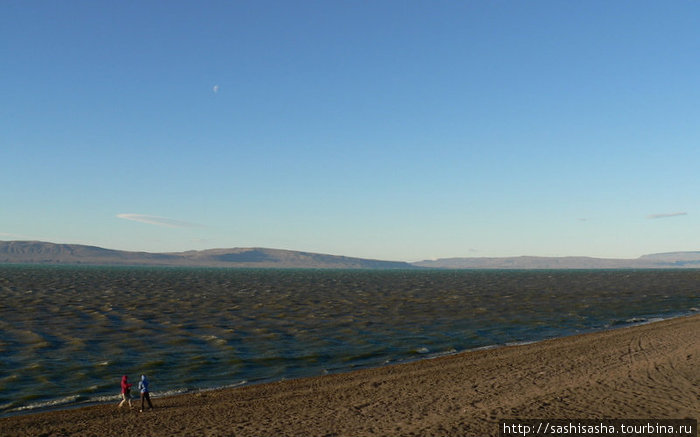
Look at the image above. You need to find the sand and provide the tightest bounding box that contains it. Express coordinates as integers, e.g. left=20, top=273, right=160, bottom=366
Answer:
left=2, top=314, right=698, bottom=437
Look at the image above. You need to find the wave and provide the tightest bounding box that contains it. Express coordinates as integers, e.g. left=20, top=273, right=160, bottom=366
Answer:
left=5, top=394, right=88, bottom=414
left=607, top=311, right=691, bottom=329
left=1, top=379, right=252, bottom=417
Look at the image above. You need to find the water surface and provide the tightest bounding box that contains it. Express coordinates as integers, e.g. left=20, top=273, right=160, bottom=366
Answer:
left=0, top=266, right=697, bottom=417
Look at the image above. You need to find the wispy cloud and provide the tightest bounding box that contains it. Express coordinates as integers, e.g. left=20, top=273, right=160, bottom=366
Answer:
left=647, top=212, right=688, bottom=220
left=0, top=232, right=30, bottom=239
left=117, top=214, right=203, bottom=228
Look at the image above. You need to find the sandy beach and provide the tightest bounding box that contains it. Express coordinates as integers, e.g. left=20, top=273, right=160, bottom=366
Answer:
left=2, top=314, right=698, bottom=436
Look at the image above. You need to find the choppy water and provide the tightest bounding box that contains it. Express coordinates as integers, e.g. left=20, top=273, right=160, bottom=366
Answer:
left=0, top=266, right=698, bottom=417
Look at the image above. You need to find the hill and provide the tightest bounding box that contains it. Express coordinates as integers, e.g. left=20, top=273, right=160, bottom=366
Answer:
left=413, top=253, right=700, bottom=269
left=0, top=241, right=415, bottom=269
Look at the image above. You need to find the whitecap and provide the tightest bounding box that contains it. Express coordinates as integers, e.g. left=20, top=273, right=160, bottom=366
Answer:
left=505, top=340, right=539, bottom=347
left=8, top=395, right=82, bottom=413
left=220, top=380, right=247, bottom=389
left=625, top=317, right=648, bottom=324
left=201, top=334, right=228, bottom=347
left=470, top=344, right=499, bottom=352
left=89, top=393, right=123, bottom=403
left=148, top=388, right=189, bottom=399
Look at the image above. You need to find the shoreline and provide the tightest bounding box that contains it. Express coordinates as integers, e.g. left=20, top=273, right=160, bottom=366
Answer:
left=2, top=313, right=698, bottom=436
left=4, top=310, right=693, bottom=419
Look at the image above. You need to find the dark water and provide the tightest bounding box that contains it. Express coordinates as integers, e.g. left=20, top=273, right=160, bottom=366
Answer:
left=0, top=266, right=698, bottom=417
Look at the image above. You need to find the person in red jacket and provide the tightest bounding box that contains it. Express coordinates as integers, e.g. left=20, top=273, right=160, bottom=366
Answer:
left=118, top=375, right=133, bottom=409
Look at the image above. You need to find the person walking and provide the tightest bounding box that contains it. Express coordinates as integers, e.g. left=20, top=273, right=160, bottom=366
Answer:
left=138, top=374, right=154, bottom=412
left=118, top=375, right=133, bottom=409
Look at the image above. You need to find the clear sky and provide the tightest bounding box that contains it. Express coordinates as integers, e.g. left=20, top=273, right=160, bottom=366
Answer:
left=2, top=1, right=698, bottom=262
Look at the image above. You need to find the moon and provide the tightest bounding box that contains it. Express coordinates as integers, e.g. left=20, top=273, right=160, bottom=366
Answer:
left=212, top=85, right=219, bottom=94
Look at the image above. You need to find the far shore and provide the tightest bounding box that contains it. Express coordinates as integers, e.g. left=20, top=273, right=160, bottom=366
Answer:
left=2, top=314, right=698, bottom=436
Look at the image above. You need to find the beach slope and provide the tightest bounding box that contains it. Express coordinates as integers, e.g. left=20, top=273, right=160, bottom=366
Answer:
left=2, top=315, right=698, bottom=436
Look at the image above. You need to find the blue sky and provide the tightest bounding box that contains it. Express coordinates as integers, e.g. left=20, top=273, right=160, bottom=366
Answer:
left=2, top=1, right=698, bottom=261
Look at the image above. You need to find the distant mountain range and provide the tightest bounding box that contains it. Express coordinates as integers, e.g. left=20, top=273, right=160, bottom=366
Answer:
left=413, top=253, right=700, bottom=269
left=1, top=241, right=699, bottom=269
left=0, top=241, right=414, bottom=269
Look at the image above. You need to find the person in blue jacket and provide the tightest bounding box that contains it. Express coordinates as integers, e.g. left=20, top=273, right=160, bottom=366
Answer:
left=138, top=374, right=154, bottom=412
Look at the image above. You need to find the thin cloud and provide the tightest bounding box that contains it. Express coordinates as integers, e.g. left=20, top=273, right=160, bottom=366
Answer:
left=212, top=84, right=219, bottom=94
left=0, top=232, right=29, bottom=239
left=647, top=212, right=688, bottom=220
left=117, top=213, right=203, bottom=228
